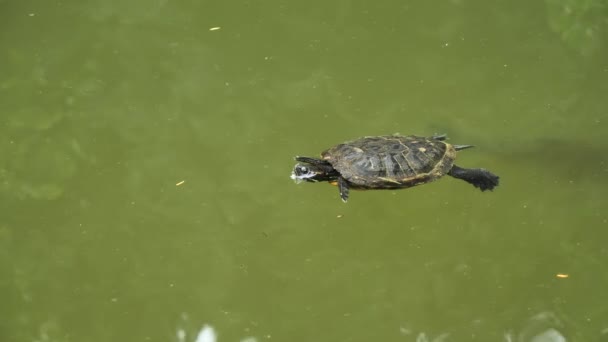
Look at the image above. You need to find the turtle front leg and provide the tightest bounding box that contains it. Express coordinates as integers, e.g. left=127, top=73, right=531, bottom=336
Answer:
left=338, top=176, right=350, bottom=202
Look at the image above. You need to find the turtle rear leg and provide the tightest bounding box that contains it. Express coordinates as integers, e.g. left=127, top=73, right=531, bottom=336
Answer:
left=448, top=165, right=499, bottom=191
left=338, top=176, right=350, bottom=202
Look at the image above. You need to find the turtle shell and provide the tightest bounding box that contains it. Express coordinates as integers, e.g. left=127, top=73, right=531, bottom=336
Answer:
left=321, top=135, right=456, bottom=189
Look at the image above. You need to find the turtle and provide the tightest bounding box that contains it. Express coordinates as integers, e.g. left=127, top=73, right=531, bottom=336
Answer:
left=290, top=134, right=499, bottom=202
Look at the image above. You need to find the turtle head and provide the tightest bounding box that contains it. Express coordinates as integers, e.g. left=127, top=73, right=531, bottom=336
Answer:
left=290, top=157, right=339, bottom=184
left=291, top=163, right=326, bottom=183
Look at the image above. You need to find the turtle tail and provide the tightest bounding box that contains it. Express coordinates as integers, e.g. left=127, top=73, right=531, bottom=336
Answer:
left=454, top=144, right=474, bottom=151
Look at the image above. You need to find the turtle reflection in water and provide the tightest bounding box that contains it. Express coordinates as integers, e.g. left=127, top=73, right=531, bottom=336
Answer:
left=291, top=134, right=499, bottom=202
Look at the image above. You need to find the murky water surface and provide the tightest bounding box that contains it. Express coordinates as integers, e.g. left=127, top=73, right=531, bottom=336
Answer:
left=2, top=1, right=607, bottom=341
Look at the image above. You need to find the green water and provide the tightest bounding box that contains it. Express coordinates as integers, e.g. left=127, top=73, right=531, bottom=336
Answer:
left=2, top=0, right=608, bottom=341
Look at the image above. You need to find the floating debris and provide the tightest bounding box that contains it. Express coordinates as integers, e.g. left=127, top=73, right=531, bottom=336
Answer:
left=209, top=27, right=221, bottom=31
left=176, top=180, right=185, bottom=186
left=556, top=273, right=569, bottom=278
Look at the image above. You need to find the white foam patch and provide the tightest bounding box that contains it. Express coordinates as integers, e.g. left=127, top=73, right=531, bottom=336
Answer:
left=195, top=325, right=217, bottom=342
left=176, top=328, right=187, bottom=342
left=290, top=171, right=299, bottom=181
